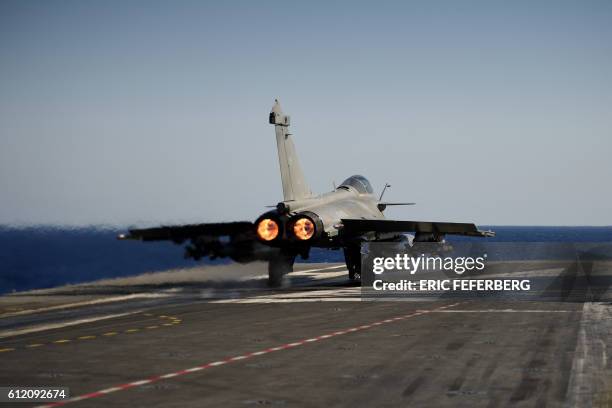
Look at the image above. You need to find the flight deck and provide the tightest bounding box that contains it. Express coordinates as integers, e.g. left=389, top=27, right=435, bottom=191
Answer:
left=0, top=262, right=610, bottom=407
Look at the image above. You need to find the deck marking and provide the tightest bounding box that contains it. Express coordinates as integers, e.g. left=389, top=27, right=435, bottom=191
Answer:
left=427, top=309, right=574, bottom=313
left=0, top=314, right=181, bottom=353
left=211, top=287, right=360, bottom=304
left=251, top=264, right=347, bottom=280
left=34, top=302, right=460, bottom=408
left=0, top=294, right=170, bottom=319
left=566, top=302, right=611, bottom=407
left=292, top=264, right=347, bottom=274
left=0, top=311, right=144, bottom=339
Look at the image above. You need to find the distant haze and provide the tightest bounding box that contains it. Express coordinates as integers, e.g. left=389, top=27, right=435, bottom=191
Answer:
left=1, top=1, right=611, bottom=226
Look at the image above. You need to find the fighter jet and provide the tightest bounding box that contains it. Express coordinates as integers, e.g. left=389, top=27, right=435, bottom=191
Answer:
left=118, top=100, right=494, bottom=286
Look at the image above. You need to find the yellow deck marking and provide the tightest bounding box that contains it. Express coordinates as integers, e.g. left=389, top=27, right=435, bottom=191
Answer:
left=1, top=312, right=182, bottom=352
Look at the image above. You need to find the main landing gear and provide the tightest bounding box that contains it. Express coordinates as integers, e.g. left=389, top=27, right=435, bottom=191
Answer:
left=343, top=246, right=361, bottom=282
left=267, top=251, right=296, bottom=287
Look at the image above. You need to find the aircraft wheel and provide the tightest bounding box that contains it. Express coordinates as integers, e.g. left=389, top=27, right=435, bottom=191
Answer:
left=268, top=252, right=295, bottom=287
left=344, top=247, right=361, bottom=282
left=348, top=264, right=361, bottom=282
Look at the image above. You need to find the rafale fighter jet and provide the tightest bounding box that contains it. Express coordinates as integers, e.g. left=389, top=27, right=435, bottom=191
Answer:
left=118, top=100, right=494, bottom=286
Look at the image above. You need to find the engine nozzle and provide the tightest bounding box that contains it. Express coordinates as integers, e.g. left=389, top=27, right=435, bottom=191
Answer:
left=293, top=217, right=315, bottom=240
left=256, top=218, right=280, bottom=241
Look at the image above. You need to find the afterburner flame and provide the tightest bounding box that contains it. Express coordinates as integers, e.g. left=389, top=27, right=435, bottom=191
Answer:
left=256, top=218, right=279, bottom=241
left=293, top=217, right=315, bottom=240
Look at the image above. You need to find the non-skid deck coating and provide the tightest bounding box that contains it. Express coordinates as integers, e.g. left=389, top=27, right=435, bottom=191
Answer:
left=0, top=262, right=610, bottom=407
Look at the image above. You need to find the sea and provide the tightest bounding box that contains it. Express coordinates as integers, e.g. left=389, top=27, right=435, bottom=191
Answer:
left=1, top=226, right=611, bottom=295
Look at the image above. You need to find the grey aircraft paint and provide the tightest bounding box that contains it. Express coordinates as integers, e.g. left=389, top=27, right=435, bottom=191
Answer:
left=119, top=101, right=493, bottom=286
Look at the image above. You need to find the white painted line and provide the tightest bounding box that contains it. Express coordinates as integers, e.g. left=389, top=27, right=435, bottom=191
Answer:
left=294, top=264, right=347, bottom=274
left=250, top=264, right=346, bottom=280
left=0, top=294, right=169, bottom=319
left=0, top=310, right=144, bottom=339
left=211, top=287, right=361, bottom=304
left=98, top=388, right=121, bottom=394
left=212, top=297, right=361, bottom=304
left=34, top=302, right=459, bottom=408
left=428, top=309, right=575, bottom=313
left=159, top=373, right=179, bottom=379
left=566, top=302, right=611, bottom=407
left=130, top=380, right=151, bottom=386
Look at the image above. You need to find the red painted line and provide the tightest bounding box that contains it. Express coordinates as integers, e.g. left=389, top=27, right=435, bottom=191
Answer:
left=35, top=302, right=460, bottom=408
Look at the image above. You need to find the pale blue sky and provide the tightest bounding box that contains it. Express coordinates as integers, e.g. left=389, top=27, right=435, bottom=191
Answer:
left=1, top=1, right=611, bottom=226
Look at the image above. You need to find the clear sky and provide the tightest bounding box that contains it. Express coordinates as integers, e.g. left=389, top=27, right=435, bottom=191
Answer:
left=1, top=1, right=611, bottom=226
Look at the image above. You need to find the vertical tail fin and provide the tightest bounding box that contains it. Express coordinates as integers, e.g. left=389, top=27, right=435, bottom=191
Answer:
left=269, top=100, right=311, bottom=201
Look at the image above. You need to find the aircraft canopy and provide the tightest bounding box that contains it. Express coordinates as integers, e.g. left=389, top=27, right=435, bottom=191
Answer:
left=339, top=175, right=374, bottom=194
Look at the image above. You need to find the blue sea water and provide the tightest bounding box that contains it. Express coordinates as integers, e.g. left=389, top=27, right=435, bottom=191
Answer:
left=0, top=226, right=611, bottom=294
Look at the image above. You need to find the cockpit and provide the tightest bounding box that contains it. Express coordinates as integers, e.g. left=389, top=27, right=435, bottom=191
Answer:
left=338, top=175, right=374, bottom=194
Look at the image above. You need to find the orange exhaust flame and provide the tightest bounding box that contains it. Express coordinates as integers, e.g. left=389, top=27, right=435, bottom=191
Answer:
left=293, top=217, right=315, bottom=240
left=256, top=218, right=279, bottom=241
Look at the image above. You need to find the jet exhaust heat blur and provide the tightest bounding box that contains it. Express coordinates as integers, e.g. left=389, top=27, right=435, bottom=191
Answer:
left=118, top=100, right=494, bottom=287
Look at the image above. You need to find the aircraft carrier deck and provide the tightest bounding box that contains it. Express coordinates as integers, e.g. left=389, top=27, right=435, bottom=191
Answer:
left=0, top=262, right=611, bottom=407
